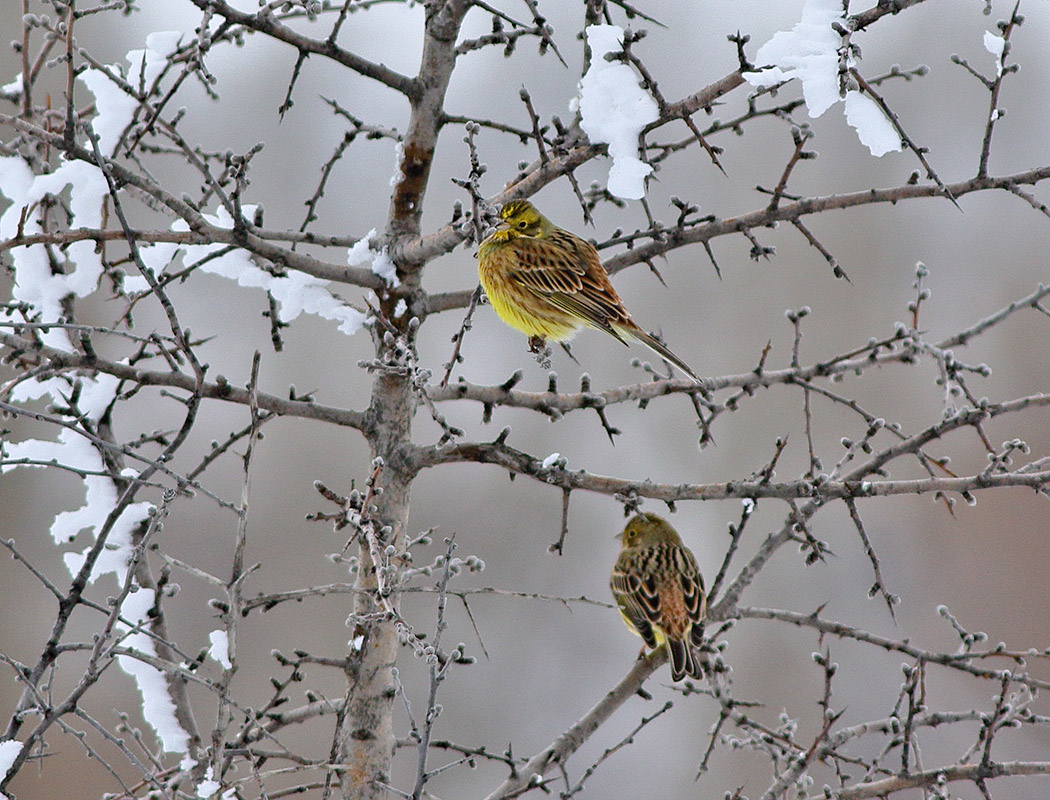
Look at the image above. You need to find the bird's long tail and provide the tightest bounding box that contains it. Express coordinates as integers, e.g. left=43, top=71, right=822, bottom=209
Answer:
left=668, top=639, right=704, bottom=681
left=618, top=324, right=705, bottom=386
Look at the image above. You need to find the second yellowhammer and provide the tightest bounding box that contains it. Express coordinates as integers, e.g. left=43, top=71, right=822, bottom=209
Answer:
left=610, top=512, right=707, bottom=681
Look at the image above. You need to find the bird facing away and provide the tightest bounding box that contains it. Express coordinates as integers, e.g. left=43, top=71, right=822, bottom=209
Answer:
left=476, top=199, right=704, bottom=384
left=610, top=512, right=707, bottom=681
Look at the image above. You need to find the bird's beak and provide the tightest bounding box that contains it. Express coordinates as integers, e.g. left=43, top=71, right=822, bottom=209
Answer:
left=614, top=532, right=622, bottom=541
left=494, top=219, right=510, bottom=232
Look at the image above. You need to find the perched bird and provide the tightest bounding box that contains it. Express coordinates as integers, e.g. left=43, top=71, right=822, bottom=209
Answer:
left=610, top=512, right=707, bottom=681
left=477, top=199, right=704, bottom=384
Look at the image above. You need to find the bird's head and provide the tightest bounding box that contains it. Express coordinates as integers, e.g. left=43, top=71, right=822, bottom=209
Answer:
left=496, top=199, right=551, bottom=238
left=616, top=512, right=683, bottom=549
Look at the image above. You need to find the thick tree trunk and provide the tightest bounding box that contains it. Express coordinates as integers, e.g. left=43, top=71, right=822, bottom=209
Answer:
left=337, top=371, right=415, bottom=799
left=333, top=5, right=469, bottom=796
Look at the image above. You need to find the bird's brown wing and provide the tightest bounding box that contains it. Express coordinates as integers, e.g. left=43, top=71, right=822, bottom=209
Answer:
left=675, top=546, right=708, bottom=647
left=610, top=559, right=661, bottom=649
left=508, top=229, right=632, bottom=339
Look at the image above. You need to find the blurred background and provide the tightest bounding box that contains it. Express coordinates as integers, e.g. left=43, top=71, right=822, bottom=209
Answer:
left=2, top=1, right=1050, bottom=797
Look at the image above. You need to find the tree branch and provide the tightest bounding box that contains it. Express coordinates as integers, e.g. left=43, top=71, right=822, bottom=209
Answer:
left=0, top=330, right=368, bottom=430
left=186, top=0, right=419, bottom=98
left=483, top=649, right=665, bottom=800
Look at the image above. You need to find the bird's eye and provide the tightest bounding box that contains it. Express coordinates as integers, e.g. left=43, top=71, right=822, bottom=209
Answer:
left=517, top=221, right=528, bottom=229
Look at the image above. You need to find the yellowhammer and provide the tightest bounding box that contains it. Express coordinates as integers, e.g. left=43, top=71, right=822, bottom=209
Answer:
left=477, top=199, right=704, bottom=384
left=610, top=512, right=707, bottom=681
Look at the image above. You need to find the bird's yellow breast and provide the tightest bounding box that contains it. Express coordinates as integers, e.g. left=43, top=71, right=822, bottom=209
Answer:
left=477, top=237, right=581, bottom=341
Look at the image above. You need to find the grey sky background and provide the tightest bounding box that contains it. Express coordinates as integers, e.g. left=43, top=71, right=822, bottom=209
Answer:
left=2, top=1, right=1050, bottom=797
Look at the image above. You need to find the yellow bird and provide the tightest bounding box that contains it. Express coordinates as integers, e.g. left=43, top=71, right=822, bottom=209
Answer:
left=610, top=512, right=707, bottom=681
left=477, top=199, right=704, bottom=384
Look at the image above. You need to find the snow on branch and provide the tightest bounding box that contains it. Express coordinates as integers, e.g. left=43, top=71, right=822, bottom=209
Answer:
left=575, top=24, right=659, bottom=199
left=744, top=0, right=902, bottom=156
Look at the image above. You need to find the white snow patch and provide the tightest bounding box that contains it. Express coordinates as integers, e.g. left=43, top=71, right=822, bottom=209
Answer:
left=128, top=32, right=185, bottom=86
left=123, top=241, right=180, bottom=294
left=196, top=766, right=221, bottom=798
left=8, top=376, right=65, bottom=405
left=389, top=141, right=405, bottom=187
left=121, top=274, right=151, bottom=293
left=117, top=588, right=192, bottom=754
left=61, top=493, right=152, bottom=582
left=370, top=248, right=399, bottom=286
left=347, top=229, right=378, bottom=266
left=0, top=72, right=23, bottom=100
left=347, top=228, right=400, bottom=288
left=577, top=25, right=659, bottom=200
left=984, top=31, right=1005, bottom=76
left=394, top=298, right=408, bottom=318
left=745, top=0, right=842, bottom=118
left=78, top=68, right=137, bottom=156
left=0, top=157, right=111, bottom=350
left=208, top=630, right=232, bottom=670
left=168, top=206, right=369, bottom=336
left=79, top=371, right=122, bottom=419
left=2, top=374, right=154, bottom=582
left=0, top=739, right=22, bottom=784
left=843, top=91, right=901, bottom=156
left=541, top=452, right=562, bottom=470
left=78, top=32, right=183, bottom=156
left=744, top=0, right=900, bottom=156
